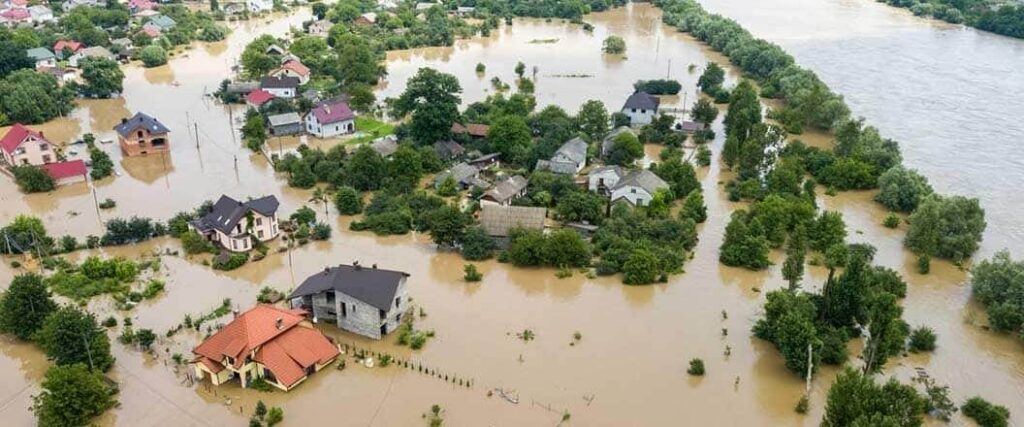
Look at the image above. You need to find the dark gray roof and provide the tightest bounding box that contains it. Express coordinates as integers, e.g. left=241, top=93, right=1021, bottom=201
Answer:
left=289, top=264, right=409, bottom=310
left=193, top=195, right=279, bottom=235
left=260, top=75, right=300, bottom=89
left=113, top=112, right=169, bottom=137
left=434, top=139, right=464, bottom=159
left=434, top=162, right=478, bottom=186
left=370, top=135, right=398, bottom=157
left=467, top=152, right=500, bottom=166
left=535, top=159, right=578, bottom=175
left=622, top=91, right=659, bottom=111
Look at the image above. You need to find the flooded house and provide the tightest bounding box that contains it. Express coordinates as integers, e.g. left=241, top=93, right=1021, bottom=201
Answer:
left=433, top=139, right=465, bottom=161
left=269, top=59, right=310, bottom=85
left=68, top=46, right=115, bottom=67
left=589, top=168, right=668, bottom=207
left=191, top=195, right=281, bottom=252
left=536, top=137, right=587, bottom=175
left=434, top=162, right=484, bottom=190
left=1, top=123, right=57, bottom=166
left=480, top=175, right=528, bottom=206
left=478, top=204, right=547, bottom=245
left=288, top=263, right=411, bottom=339
left=245, top=89, right=274, bottom=108
left=308, top=19, right=332, bottom=37
left=41, top=160, right=87, bottom=186
left=52, top=39, right=81, bottom=59
left=467, top=152, right=500, bottom=169
left=305, top=99, right=355, bottom=138
left=247, top=0, right=272, bottom=13
left=621, top=91, right=660, bottom=126
left=451, top=122, right=489, bottom=139
left=370, top=135, right=399, bottom=158
left=113, top=112, right=170, bottom=156
left=192, top=305, right=339, bottom=392
left=267, top=112, right=302, bottom=136
left=260, top=75, right=299, bottom=98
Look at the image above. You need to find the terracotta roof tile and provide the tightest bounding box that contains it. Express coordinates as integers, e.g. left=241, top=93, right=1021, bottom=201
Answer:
left=1, top=123, right=48, bottom=154
left=42, top=160, right=87, bottom=180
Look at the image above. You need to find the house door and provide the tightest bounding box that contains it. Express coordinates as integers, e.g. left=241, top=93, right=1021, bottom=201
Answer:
left=380, top=324, right=387, bottom=336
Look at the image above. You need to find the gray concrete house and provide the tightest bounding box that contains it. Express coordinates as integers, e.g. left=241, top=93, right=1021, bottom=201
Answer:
left=434, top=162, right=484, bottom=190
left=609, top=169, right=669, bottom=207
left=536, top=137, right=587, bottom=175
left=288, top=263, right=411, bottom=339
left=621, top=91, right=659, bottom=126
left=267, top=112, right=302, bottom=136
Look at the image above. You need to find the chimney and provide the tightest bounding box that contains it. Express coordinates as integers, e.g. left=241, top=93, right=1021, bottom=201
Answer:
left=354, top=261, right=361, bottom=270
left=120, top=117, right=128, bottom=124
left=372, top=263, right=377, bottom=269
left=232, top=309, right=239, bottom=319
left=323, top=267, right=330, bottom=275
left=275, top=318, right=283, bottom=330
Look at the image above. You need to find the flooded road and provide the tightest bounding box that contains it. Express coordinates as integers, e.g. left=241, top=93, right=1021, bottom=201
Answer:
left=0, top=3, right=1022, bottom=426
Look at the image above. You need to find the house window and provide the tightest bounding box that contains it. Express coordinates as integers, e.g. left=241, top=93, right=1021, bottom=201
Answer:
left=631, top=188, right=637, bottom=193
left=231, top=240, right=237, bottom=250
left=326, top=292, right=335, bottom=304
left=40, top=143, right=49, bottom=151
left=257, top=230, right=264, bottom=239
left=379, top=309, right=385, bottom=319
left=394, top=297, right=400, bottom=309
left=42, top=155, right=51, bottom=163
left=631, top=108, right=636, bottom=113
left=255, top=217, right=262, bottom=226
left=341, top=303, right=347, bottom=317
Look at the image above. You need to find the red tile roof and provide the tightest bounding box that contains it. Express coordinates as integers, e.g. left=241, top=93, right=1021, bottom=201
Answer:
left=53, top=40, right=82, bottom=54
left=310, top=100, right=354, bottom=125
left=0, top=123, right=48, bottom=154
left=193, top=305, right=337, bottom=388
left=141, top=26, right=161, bottom=37
left=245, top=89, right=274, bottom=107
left=278, top=59, right=310, bottom=77
left=42, top=160, right=87, bottom=180
left=128, top=0, right=155, bottom=10
left=1, top=8, right=30, bottom=20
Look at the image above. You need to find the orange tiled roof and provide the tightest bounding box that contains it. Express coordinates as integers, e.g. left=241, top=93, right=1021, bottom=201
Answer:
left=192, top=305, right=337, bottom=388
left=278, top=60, right=310, bottom=77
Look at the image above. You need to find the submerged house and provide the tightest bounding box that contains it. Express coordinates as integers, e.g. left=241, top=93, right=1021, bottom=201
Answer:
left=192, top=305, right=339, bottom=392
left=260, top=75, right=299, bottom=98
left=191, top=195, right=281, bottom=252
left=113, top=112, right=170, bottom=156
left=536, top=137, right=587, bottom=175
left=1, top=123, right=57, bottom=166
left=621, top=91, right=660, bottom=126
left=433, top=139, right=464, bottom=161
left=370, top=135, right=398, bottom=158
left=434, top=162, right=483, bottom=190
left=288, top=263, right=411, bottom=340
left=480, top=175, right=527, bottom=206
left=478, top=205, right=546, bottom=246
left=267, top=112, right=302, bottom=136
left=607, top=169, right=669, bottom=207
left=269, top=59, right=310, bottom=85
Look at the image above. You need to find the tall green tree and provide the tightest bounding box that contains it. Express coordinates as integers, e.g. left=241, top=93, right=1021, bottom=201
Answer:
left=32, top=364, right=117, bottom=427
left=690, top=97, right=718, bottom=126
left=344, top=145, right=387, bottom=191
left=722, top=79, right=762, bottom=167
left=35, top=306, right=115, bottom=372
left=697, top=62, right=724, bottom=93
left=576, top=99, right=609, bottom=141
left=79, top=58, right=124, bottom=98
left=679, top=190, right=707, bottom=223
left=719, top=210, right=770, bottom=270
left=822, top=367, right=926, bottom=427
left=392, top=68, right=461, bottom=145
left=904, top=194, right=986, bottom=262
left=874, top=166, right=933, bottom=213
left=0, top=43, right=33, bottom=78
left=0, top=274, right=57, bottom=340
left=0, top=69, right=75, bottom=124
left=782, top=225, right=807, bottom=291
left=486, top=115, right=532, bottom=166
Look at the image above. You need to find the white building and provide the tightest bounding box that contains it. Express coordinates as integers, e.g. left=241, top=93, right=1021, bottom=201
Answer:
left=259, top=75, right=299, bottom=98
left=621, top=91, right=660, bottom=127
left=608, top=169, right=669, bottom=207
left=305, top=100, right=355, bottom=138
left=191, top=195, right=281, bottom=252
left=0, top=123, right=56, bottom=166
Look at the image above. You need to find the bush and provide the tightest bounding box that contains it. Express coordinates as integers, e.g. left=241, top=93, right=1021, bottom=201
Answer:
left=139, top=45, right=168, bottom=67
left=32, top=364, right=117, bottom=427
left=687, top=358, right=705, bottom=376
left=962, top=397, right=1010, bottom=427
left=971, top=251, right=1024, bottom=335
left=459, top=226, right=496, bottom=260
left=311, top=222, right=331, bottom=240
left=180, top=230, right=216, bottom=254
left=11, top=165, right=55, bottom=193
left=907, top=326, right=936, bottom=353
left=334, top=186, right=363, bottom=215
left=905, top=194, right=986, bottom=262
left=875, top=166, right=933, bottom=212
left=633, top=79, right=682, bottom=95
left=463, top=264, right=482, bottom=282
left=213, top=252, right=249, bottom=271
left=883, top=213, right=900, bottom=229
left=102, top=316, right=117, bottom=327
left=98, top=198, right=116, bottom=209
left=917, top=254, right=930, bottom=274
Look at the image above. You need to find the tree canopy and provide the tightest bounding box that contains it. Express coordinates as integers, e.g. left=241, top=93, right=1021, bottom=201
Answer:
left=392, top=68, right=462, bottom=144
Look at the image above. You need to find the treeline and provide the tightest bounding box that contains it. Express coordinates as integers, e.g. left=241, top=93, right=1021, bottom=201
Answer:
left=880, top=0, right=1024, bottom=39
left=663, top=0, right=986, bottom=264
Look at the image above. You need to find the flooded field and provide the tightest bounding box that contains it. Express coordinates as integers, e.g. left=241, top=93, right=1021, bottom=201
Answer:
left=0, top=2, right=1022, bottom=426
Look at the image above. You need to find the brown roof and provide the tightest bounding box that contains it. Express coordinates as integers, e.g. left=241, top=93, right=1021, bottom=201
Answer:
left=193, top=305, right=338, bottom=387
left=478, top=205, right=546, bottom=237
left=451, top=122, right=489, bottom=137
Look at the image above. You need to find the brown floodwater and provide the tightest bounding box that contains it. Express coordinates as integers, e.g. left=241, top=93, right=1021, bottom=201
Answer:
left=1, top=3, right=1022, bottom=426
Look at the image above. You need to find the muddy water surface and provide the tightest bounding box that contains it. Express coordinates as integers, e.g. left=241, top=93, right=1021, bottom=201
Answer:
left=0, top=3, right=1022, bottom=426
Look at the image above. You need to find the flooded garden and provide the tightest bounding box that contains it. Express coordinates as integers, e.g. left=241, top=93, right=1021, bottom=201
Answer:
left=1, top=1, right=1022, bottom=426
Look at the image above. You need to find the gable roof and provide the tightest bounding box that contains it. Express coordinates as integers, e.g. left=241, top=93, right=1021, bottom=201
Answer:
left=289, top=264, right=409, bottom=310
left=26, top=48, right=55, bottom=61
left=434, top=162, right=477, bottom=186
left=193, top=195, right=280, bottom=235
left=113, top=112, right=169, bottom=137
left=148, top=14, right=176, bottom=29
left=265, top=44, right=286, bottom=55
left=276, top=59, right=310, bottom=77
left=553, top=137, right=587, bottom=165
left=1, top=8, right=30, bottom=20
left=309, top=100, right=354, bottom=124
left=42, top=160, right=87, bottom=180
left=245, top=89, right=274, bottom=106
left=267, top=112, right=301, bottom=127
left=75, top=46, right=115, bottom=60
left=479, top=205, right=546, bottom=237
left=451, top=122, right=489, bottom=137
left=433, top=139, right=464, bottom=159
left=623, top=91, right=660, bottom=111
left=53, top=40, right=82, bottom=53
left=261, top=75, right=300, bottom=89
left=612, top=169, right=669, bottom=194
left=193, top=305, right=337, bottom=388
left=0, top=123, right=48, bottom=154
left=534, top=159, right=578, bottom=175
left=482, top=175, right=527, bottom=204
left=140, top=26, right=161, bottom=37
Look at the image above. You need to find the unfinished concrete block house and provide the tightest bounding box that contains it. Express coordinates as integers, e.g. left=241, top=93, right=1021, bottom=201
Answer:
left=288, top=263, right=410, bottom=339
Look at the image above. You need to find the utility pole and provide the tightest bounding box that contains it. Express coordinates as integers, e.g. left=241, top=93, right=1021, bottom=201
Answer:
left=193, top=123, right=200, bottom=150
left=667, top=59, right=672, bottom=79
left=227, top=106, right=237, bottom=146
left=91, top=186, right=101, bottom=222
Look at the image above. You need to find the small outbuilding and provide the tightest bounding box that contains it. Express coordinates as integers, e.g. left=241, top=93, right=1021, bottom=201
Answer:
left=480, top=175, right=528, bottom=206
left=267, top=112, right=303, bottom=136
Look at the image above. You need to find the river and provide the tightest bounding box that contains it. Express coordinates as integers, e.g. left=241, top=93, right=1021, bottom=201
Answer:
left=0, top=2, right=1021, bottom=426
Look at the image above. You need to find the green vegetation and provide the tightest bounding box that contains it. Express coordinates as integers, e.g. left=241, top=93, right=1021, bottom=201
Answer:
left=876, top=166, right=933, bottom=213
left=36, top=306, right=115, bottom=372
left=45, top=256, right=140, bottom=301
left=507, top=229, right=591, bottom=268
left=11, top=165, right=55, bottom=193
left=139, top=45, right=168, bottom=68
left=213, top=252, right=249, bottom=271
left=593, top=206, right=698, bottom=284
left=633, top=79, right=681, bottom=95
left=907, top=326, right=937, bottom=353
left=686, top=358, right=705, bottom=376
left=0, top=69, right=75, bottom=125
left=391, top=68, right=462, bottom=145
left=32, top=363, right=117, bottom=427
left=397, top=321, right=433, bottom=350
left=79, top=57, right=124, bottom=98
left=463, top=264, right=483, bottom=282
left=602, top=35, right=626, bottom=54
left=880, top=0, right=1024, bottom=39
left=961, top=396, right=1010, bottom=427
left=89, top=145, right=115, bottom=180
left=971, top=251, right=1024, bottom=337
left=0, top=274, right=58, bottom=340
left=822, top=367, right=925, bottom=427
left=0, top=215, right=53, bottom=255
left=904, top=194, right=986, bottom=262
